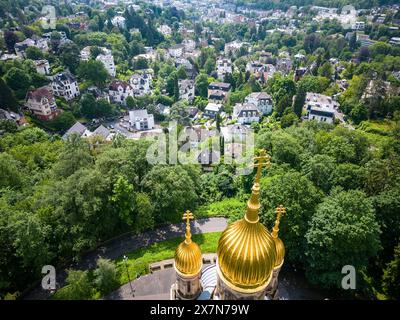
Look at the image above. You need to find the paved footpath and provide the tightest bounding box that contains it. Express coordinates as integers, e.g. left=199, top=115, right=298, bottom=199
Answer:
left=23, top=217, right=227, bottom=300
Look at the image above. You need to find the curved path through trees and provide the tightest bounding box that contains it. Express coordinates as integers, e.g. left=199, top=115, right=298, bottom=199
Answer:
left=23, top=218, right=228, bottom=300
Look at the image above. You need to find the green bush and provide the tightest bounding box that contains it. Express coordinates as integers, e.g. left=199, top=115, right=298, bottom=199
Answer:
left=196, top=198, right=246, bottom=221
left=93, top=258, right=118, bottom=294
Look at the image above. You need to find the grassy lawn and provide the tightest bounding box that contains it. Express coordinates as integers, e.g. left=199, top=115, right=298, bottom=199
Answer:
left=115, top=232, right=221, bottom=284
left=53, top=232, right=221, bottom=299
left=358, top=120, right=396, bottom=136
left=196, top=198, right=246, bottom=220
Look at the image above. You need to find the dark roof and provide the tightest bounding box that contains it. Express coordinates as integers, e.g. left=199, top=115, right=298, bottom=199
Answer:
left=109, top=80, right=131, bottom=91
left=208, top=82, right=231, bottom=91
left=92, top=125, right=110, bottom=138
left=307, top=108, right=335, bottom=118
left=53, top=71, right=76, bottom=83
left=63, top=122, right=88, bottom=139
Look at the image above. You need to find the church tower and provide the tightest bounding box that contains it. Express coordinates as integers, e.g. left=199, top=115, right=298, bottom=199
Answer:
left=215, top=149, right=281, bottom=300
left=172, top=210, right=203, bottom=300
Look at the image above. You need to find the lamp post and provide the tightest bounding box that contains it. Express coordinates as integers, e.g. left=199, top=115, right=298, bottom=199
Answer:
left=123, top=255, right=134, bottom=297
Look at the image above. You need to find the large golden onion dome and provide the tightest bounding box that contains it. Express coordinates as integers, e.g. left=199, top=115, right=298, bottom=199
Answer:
left=272, top=205, right=286, bottom=269
left=216, top=150, right=278, bottom=293
left=174, top=211, right=202, bottom=277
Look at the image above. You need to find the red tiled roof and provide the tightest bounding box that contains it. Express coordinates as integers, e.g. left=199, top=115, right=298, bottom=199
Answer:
left=26, top=86, right=54, bottom=102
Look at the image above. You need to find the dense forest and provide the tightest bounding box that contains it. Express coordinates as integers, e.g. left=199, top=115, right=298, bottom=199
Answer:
left=1, top=117, right=400, bottom=299
left=233, top=0, right=399, bottom=10
left=0, top=0, right=399, bottom=301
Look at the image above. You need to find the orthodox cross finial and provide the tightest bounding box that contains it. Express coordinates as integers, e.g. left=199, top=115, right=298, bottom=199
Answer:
left=272, top=205, right=286, bottom=238
left=253, top=149, right=271, bottom=184
left=183, top=210, right=194, bottom=244
left=245, top=149, right=271, bottom=223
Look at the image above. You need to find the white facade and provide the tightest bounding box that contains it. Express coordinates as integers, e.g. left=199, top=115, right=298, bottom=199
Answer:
left=352, top=21, right=365, bottom=30
left=233, top=103, right=260, bottom=124
left=224, top=41, right=244, bottom=55
left=96, top=53, right=116, bottom=77
left=130, top=73, right=152, bottom=96
left=51, top=72, right=80, bottom=101
left=25, top=86, right=58, bottom=121
left=178, top=79, right=195, bottom=101
left=111, top=16, right=126, bottom=29
left=108, top=80, right=134, bottom=105
left=169, top=45, right=185, bottom=58
left=80, top=46, right=92, bottom=61
left=245, top=92, right=273, bottom=115
left=34, top=59, right=50, bottom=75
left=217, top=58, right=232, bottom=80
left=303, top=92, right=337, bottom=124
left=14, top=38, right=36, bottom=58
left=182, top=39, right=196, bottom=52
left=129, top=109, right=154, bottom=131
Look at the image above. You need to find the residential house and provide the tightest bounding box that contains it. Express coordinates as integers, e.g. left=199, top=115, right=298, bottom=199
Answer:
left=294, top=67, right=307, bottom=81
left=233, top=103, right=260, bottom=124
left=217, top=58, right=233, bottom=80
left=129, top=73, right=152, bottom=96
left=157, top=24, right=172, bottom=36
left=42, top=31, right=71, bottom=48
left=294, top=53, right=306, bottom=61
left=14, top=38, right=35, bottom=58
left=34, top=59, right=50, bottom=75
left=169, top=44, right=185, bottom=58
left=276, top=57, right=293, bottom=74
left=63, top=121, right=92, bottom=140
left=204, top=103, right=222, bottom=118
left=80, top=46, right=94, bottom=61
left=221, top=124, right=250, bottom=143
left=111, top=16, right=126, bottom=28
left=389, top=37, right=400, bottom=45
left=92, top=125, right=113, bottom=140
left=258, top=51, right=273, bottom=63
left=357, top=33, right=376, bottom=47
left=14, top=38, right=48, bottom=58
left=96, top=52, right=116, bottom=77
left=178, top=79, right=195, bottom=102
left=303, top=92, right=337, bottom=124
left=224, top=41, right=245, bottom=56
left=86, top=86, right=110, bottom=102
left=208, top=82, right=231, bottom=102
left=352, top=21, right=365, bottom=30
left=129, top=109, right=155, bottom=131
left=51, top=72, right=80, bottom=101
left=182, top=39, right=196, bottom=52
left=197, top=148, right=220, bottom=166
left=108, top=80, right=134, bottom=105
left=25, top=86, right=59, bottom=121
left=245, top=92, right=273, bottom=115
left=0, top=108, right=26, bottom=127
left=245, top=61, right=276, bottom=83
left=175, top=58, right=197, bottom=79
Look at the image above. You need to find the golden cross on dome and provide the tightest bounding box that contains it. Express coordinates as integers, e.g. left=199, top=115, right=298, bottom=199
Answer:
left=253, top=149, right=271, bottom=183
left=183, top=210, right=194, bottom=243
left=183, top=210, right=194, bottom=226
left=272, top=205, right=286, bottom=238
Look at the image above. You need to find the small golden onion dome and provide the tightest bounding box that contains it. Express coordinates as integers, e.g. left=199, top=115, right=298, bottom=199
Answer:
left=174, top=211, right=202, bottom=277
left=216, top=150, right=277, bottom=293
left=273, top=237, right=285, bottom=269
left=271, top=205, right=286, bottom=269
